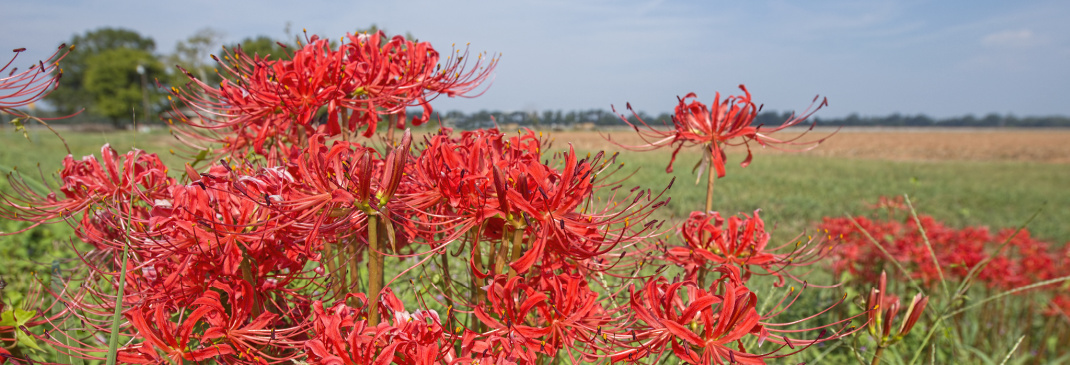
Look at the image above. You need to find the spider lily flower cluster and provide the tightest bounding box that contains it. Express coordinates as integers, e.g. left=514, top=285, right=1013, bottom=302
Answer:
left=822, top=198, right=1070, bottom=321
left=2, top=32, right=864, bottom=364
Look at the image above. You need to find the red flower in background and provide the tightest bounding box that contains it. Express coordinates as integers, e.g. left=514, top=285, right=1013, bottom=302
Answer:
left=613, top=85, right=829, bottom=176
left=821, top=199, right=1067, bottom=292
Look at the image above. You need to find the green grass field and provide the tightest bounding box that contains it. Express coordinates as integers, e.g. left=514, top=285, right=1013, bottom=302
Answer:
left=576, top=144, right=1070, bottom=246
left=6, top=127, right=1066, bottom=244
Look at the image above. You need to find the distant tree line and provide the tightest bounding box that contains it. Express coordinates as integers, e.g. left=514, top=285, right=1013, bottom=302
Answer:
left=423, top=109, right=1070, bottom=130
left=10, top=26, right=1067, bottom=129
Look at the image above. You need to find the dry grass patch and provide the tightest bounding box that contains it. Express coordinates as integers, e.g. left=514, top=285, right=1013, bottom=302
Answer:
left=559, top=127, right=1070, bottom=164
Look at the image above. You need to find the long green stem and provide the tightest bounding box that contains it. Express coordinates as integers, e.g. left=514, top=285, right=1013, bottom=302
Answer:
left=323, top=240, right=339, bottom=299
left=507, top=223, right=526, bottom=279
left=367, top=214, right=383, bottom=326
left=470, top=224, right=486, bottom=332
left=493, top=226, right=512, bottom=276
left=239, top=257, right=262, bottom=317
left=440, top=247, right=454, bottom=311
left=704, top=144, right=716, bottom=213
left=348, top=240, right=360, bottom=307
left=106, top=242, right=131, bottom=365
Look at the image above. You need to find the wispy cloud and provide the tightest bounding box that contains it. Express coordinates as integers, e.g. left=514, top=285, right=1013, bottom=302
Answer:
left=981, top=29, right=1041, bottom=48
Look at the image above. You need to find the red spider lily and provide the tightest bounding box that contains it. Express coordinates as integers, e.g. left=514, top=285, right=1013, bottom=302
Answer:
left=466, top=273, right=608, bottom=364
left=611, top=265, right=861, bottom=364
left=404, top=128, right=530, bottom=230
left=110, top=281, right=305, bottom=364
left=501, top=145, right=669, bottom=275
left=610, top=267, right=769, bottom=364
left=168, top=31, right=496, bottom=157
left=305, top=290, right=451, bottom=365
left=403, top=128, right=667, bottom=279
left=1, top=44, right=69, bottom=116
left=865, top=271, right=928, bottom=347
left=470, top=275, right=553, bottom=364
left=612, top=85, right=828, bottom=176
left=666, top=210, right=827, bottom=285
left=668, top=211, right=774, bottom=272
left=119, top=302, right=238, bottom=364
left=333, top=31, right=498, bottom=131
left=0, top=145, right=173, bottom=236
left=821, top=207, right=1064, bottom=291
left=527, top=272, right=608, bottom=359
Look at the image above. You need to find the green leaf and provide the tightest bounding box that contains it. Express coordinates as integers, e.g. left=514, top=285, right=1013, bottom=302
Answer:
left=0, top=307, right=34, bottom=326
left=1, top=307, right=42, bottom=351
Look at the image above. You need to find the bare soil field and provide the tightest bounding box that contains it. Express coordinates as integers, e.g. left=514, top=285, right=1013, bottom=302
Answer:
left=556, top=127, right=1070, bottom=164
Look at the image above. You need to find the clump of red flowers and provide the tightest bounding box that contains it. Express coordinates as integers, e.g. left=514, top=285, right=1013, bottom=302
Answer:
left=821, top=198, right=1067, bottom=291
left=1, top=32, right=866, bottom=365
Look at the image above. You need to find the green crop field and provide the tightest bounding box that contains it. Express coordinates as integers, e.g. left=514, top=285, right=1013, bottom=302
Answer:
left=6, top=127, right=1066, bottom=244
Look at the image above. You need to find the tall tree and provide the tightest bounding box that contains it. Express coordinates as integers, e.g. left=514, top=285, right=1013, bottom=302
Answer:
left=83, top=48, right=164, bottom=127
left=167, top=27, right=224, bottom=85
left=46, top=27, right=156, bottom=116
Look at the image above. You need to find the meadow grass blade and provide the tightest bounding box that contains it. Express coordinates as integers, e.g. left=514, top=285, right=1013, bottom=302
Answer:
left=847, top=213, right=923, bottom=292
left=950, top=205, right=1042, bottom=301
left=105, top=238, right=130, bottom=365
left=945, top=275, right=1070, bottom=318
left=909, top=206, right=1044, bottom=365
left=998, top=335, right=1026, bottom=365
left=903, top=195, right=949, bottom=299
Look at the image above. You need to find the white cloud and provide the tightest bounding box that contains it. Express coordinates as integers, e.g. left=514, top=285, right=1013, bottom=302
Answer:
left=981, top=29, right=1039, bottom=47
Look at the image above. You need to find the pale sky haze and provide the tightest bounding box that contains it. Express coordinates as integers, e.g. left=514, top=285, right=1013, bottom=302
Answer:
left=3, top=0, right=1068, bottom=118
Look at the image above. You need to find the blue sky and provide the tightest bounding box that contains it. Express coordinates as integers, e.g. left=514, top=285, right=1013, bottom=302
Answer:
left=3, top=0, right=1068, bottom=118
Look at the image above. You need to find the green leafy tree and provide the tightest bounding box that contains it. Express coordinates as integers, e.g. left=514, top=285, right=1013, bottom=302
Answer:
left=228, top=35, right=288, bottom=61
left=45, top=27, right=156, bottom=116
left=82, top=48, right=165, bottom=127
left=167, top=27, right=224, bottom=85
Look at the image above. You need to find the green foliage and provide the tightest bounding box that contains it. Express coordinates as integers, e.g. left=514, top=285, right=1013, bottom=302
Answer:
left=229, top=35, right=289, bottom=61
left=591, top=148, right=1070, bottom=245
left=0, top=307, right=41, bottom=351
left=168, top=27, right=225, bottom=85
left=83, top=48, right=166, bottom=126
left=45, top=27, right=157, bottom=116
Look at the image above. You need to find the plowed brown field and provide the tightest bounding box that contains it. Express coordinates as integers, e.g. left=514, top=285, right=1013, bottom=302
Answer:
left=554, top=128, right=1070, bottom=163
